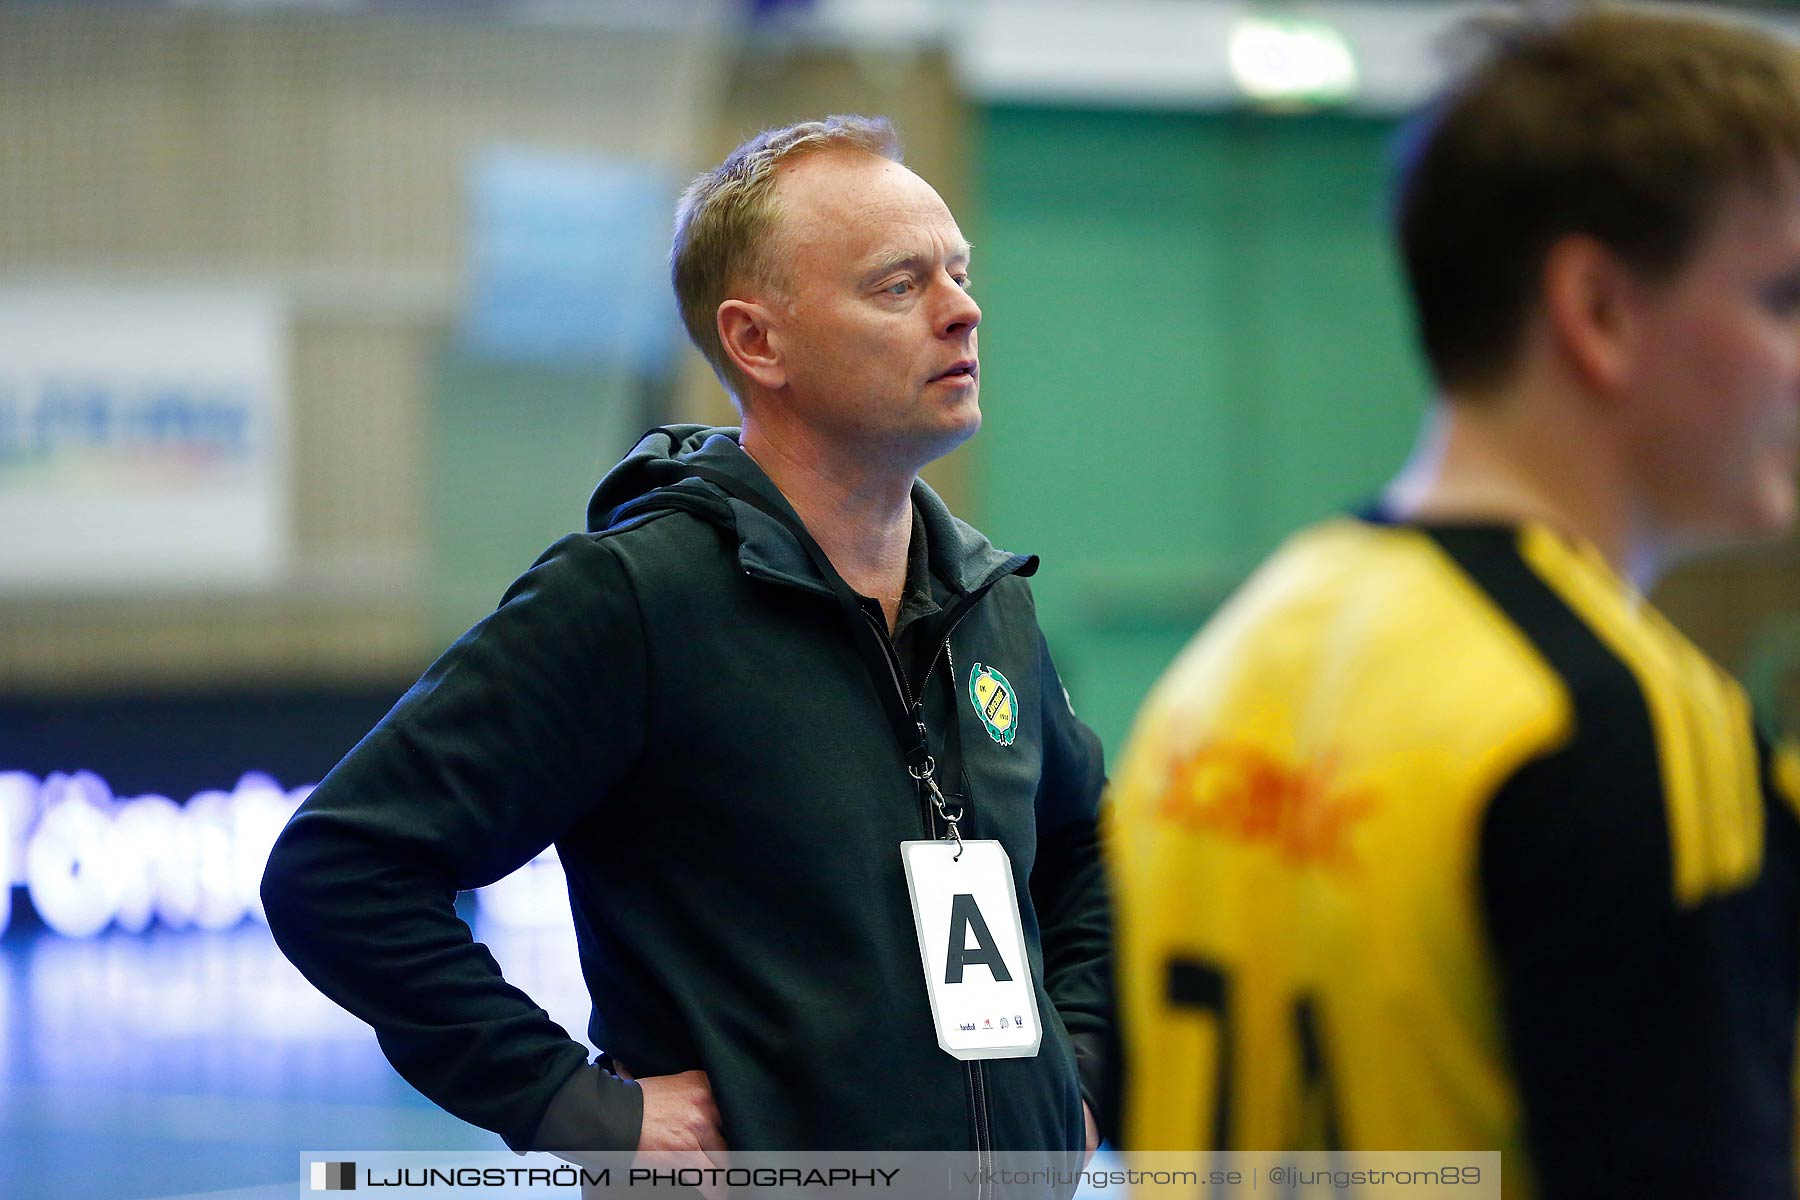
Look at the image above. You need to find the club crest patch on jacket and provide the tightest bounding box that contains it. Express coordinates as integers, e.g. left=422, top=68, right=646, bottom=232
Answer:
left=969, top=662, right=1019, bottom=746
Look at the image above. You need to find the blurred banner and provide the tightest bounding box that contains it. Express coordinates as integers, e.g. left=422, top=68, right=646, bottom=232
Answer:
left=0, top=284, right=290, bottom=592
left=0, top=763, right=567, bottom=940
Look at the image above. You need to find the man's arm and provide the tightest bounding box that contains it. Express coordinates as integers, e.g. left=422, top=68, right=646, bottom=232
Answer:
left=1480, top=739, right=1796, bottom=1199
left=261, top=534, right=648, bottom=1152
left=1025, top=629, right=1114, bottom=1144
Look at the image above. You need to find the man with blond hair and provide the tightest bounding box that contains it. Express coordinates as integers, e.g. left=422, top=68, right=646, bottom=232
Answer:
left=1112, top=8, right=1800, bottom=1197
left=263, top=115, right=1111, bottom=1164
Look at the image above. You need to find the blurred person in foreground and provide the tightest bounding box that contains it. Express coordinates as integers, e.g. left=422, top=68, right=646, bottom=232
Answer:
left=262, top=116, right=1109, bottom=1164
left=1110, top=8, right=1800, bottom=1197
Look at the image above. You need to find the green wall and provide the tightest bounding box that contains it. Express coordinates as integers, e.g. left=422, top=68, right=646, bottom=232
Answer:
left=971, top=108, right=1431, bottom=754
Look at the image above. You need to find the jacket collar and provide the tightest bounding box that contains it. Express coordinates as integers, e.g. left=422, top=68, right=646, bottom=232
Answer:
left=594, top=426, right=1036, bottom=599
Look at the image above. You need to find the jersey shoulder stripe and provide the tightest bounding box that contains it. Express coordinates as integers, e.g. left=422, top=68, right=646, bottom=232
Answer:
left=1427, top=523, right=1761, bottom=906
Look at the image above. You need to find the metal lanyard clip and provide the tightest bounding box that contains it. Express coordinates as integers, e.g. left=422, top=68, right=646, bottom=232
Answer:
left=908, top=755, right=965, bottom=861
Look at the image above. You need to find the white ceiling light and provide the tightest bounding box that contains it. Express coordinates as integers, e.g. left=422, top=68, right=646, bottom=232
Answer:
left=1229, top=12, right=1359, bottom=107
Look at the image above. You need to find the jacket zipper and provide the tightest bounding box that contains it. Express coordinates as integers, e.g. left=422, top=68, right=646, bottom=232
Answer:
left=915, top=576, right=1004, bottom=703
left=972, top=1060, right=993, bottom=1195
left=862, top=568, right=1024, bottom=1179
left=917, top=606, right=999, bottom=1183
left=932, top=587, right=1021, bottom=1182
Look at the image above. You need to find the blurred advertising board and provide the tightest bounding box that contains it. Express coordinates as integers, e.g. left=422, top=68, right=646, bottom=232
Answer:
left=0, top=284, right=289, bottom=592
left=460, top=148, right=681, bottom=376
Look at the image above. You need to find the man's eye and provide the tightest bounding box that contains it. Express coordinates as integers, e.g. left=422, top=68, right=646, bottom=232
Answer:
left=884, top=280, right=913, bottom=296
left=954, top=275, right=973, bottom=291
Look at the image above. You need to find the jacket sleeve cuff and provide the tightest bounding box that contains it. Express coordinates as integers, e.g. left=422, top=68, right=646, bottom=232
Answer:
left=531, top=1063, right=644, bottom=1153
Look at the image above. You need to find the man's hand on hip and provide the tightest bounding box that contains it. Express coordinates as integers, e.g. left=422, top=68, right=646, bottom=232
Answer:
left=618, top=1064, right=729, bottom=1197
left=635, top=1068, right=727, bottom=1156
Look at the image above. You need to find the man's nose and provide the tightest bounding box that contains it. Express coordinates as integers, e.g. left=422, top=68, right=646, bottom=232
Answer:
left=940, top=277, right=981, bottom=337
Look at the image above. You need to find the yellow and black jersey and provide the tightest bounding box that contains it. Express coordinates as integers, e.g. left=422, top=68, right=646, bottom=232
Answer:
left=1109, top=513, right=1800, bottom=1199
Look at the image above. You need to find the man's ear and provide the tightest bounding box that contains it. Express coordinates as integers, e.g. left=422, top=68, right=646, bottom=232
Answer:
left=1541, top=233, right=1641, bottom=397
left=718, top=299, right=785, bottom=391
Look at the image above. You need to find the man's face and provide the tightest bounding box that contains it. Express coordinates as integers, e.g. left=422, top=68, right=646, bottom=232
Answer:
left=1622, top=173, right=1800, bottom=547
left=758, top=151, right=981, bottom=466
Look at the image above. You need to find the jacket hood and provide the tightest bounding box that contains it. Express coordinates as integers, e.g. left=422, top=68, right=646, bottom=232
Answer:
left=586, top=424, right=1035, bottom=596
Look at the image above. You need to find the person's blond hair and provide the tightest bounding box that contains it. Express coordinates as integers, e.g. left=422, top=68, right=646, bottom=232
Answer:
left=671, top=115, right=902, bottom=403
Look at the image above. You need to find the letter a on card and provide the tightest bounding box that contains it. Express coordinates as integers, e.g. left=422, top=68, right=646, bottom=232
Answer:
left=900, top=839, right=1041, bottom=1059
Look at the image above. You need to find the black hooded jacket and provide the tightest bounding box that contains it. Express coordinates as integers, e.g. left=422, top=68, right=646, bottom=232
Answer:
left=261, top=426, right=1112, bottom=1153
